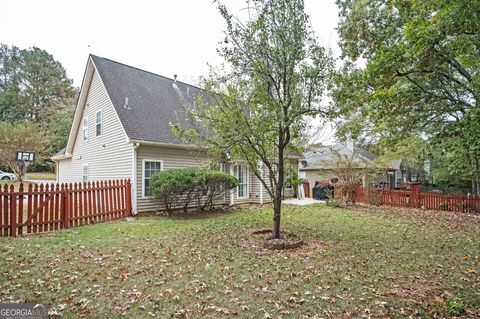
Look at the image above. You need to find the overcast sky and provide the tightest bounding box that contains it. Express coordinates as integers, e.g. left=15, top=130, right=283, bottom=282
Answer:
left=1, top=0, right=340, bottom=142
left=1, top=0, right=340, bottom=86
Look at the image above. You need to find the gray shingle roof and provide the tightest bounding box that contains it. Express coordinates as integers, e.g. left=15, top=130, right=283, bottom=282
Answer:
left=91, top=55, right=211, bottom=144
left=301, top=143, right=376, bottom=169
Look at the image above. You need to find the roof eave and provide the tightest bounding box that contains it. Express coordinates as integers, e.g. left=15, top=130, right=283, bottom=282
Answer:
left=51, top=153, right=72, bottom=161
left=128, top=138, right=203, bottom=150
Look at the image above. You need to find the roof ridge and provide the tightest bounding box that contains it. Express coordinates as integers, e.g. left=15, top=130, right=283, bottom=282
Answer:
left=89, top=54, right=206, bottom=92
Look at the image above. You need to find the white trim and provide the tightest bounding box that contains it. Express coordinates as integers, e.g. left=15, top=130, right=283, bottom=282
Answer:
left=54, top=160, right=59, bottom=183
left=236, top=164, right=249, bottom=199
left=51, top=153, right=71, bottom=161
left=141, top=159, right=163, bottom=198
left=82, top=116, right=89, bottom=142
left=65, top=57, right=95, bottom=155
left=82, top=163, right=89, bottom=182
left=95, top=109, right=102, bottom=137
left=127, top=138, right=202, bottom=150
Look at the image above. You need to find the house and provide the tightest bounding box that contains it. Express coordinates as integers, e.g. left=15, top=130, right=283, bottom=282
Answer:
left=52, top=55, right=293, bottom=213
left=299, top=141, right=405, bottom=194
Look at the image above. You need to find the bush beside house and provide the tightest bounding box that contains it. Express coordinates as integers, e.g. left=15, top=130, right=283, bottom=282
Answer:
left=150, top=168, right=239, bottom=214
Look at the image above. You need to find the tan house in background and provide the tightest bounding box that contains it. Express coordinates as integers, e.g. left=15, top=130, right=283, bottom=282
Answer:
left=52, top=55, right=293, bottom=213
left=299, top=142, right=406, bottom=196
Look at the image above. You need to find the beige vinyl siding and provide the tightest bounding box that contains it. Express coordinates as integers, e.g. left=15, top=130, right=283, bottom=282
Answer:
left=136, top=145, right=211, bottom=212
left=57, top=69, right=132, bottom=183
left=136, top=147, right=269, bottom=212
left=57, top=159, right=73, bottom=184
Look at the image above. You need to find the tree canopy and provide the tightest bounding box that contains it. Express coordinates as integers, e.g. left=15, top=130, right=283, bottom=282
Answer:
left=331, top=0, right=480, bottom=193
left=0, top=44, right=76, bottom=165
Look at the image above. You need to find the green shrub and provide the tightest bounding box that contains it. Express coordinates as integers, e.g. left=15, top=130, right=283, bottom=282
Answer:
left=150, top=168, right=238, bottom=214
left=445, top=298, right=465, bottom=315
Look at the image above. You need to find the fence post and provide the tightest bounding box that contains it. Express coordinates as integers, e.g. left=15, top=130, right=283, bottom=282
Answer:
left=410, top=183, right=421, bottom=208
left=126, top=179, right=132, bottom=216
left=61, top=185, right=69, bottom=229
left=9, top=185, right=16, bottom=237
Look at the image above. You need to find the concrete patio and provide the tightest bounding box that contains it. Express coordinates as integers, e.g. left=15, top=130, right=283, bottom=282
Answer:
left=282, top=198, right=325, bottom=205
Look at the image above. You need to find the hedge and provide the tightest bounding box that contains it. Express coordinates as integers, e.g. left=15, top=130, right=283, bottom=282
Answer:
left=150, top=168, right=239, bottom=214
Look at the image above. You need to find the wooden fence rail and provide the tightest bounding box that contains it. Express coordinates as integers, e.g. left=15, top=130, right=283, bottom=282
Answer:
left=347, top=184, right=480, bottom=214
left=0, top=179, right=132, bottom=237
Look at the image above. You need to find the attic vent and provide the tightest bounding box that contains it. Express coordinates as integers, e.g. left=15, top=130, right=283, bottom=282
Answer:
left=172, top=74, right=179, bottom=89
left=124, top=97, right=130, bottom=109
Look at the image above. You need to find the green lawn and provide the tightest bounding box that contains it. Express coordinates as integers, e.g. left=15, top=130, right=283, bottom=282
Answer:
left=0, top=181, right=36, bottom=192
left=25, top=172, right=56, bottom=181
left=0, top=205, right=479, bottom=318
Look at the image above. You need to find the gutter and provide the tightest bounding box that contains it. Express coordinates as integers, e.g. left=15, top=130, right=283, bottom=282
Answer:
left=127, top=138, right=203, bottom=150
left=51, top=153, right=72, bottom=161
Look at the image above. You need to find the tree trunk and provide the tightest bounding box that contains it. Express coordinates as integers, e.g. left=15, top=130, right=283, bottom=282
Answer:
left=272, top=192, right=282, bottom=239
left=272, top=144, right=285, bottom=239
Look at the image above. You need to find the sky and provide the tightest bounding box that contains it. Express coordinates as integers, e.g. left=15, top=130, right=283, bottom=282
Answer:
left=1, top=0, right=340, bottom=142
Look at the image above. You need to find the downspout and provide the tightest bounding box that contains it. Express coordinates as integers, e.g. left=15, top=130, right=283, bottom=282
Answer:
left=132, top=142, right=140, bottom=214
left=55, top=160, right=59, bottom=183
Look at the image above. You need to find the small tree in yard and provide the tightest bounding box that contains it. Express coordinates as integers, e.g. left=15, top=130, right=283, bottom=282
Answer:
left=0, top=122, right=43, bottom=183
left=320, top=150, right=367, bottom=203
left=322, top=149, right=393, bottom=204
left=172, top=0, right=333, bottom=239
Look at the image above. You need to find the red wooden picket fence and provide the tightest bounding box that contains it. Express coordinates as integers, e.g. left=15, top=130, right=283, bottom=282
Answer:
left=0, top=179, right=132, bottom=237
left=351, top=184, right=480, bottom=214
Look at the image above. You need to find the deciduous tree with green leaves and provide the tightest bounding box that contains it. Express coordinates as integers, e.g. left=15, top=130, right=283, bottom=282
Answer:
left=331, top=0, right=480, bottom=193
left=172, top=0, right=332, bottom=239
left=0, top=44, right=76, bottom=164
left=0, top=122, right=44, bottom=183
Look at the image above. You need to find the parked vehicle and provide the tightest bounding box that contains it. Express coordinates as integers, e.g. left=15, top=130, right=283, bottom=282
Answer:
left=0, top=171, right=16, bottom=180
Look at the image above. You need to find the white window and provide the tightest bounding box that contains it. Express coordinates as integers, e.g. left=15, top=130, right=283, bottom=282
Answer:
left=143, top=160, right=163, bottom=197
left=95, top=110, right=102, bottom=137
left=83, top=117, right=88, bottom=141
left=236, top=164, right=248, bottom=198
left=82, top=164, right=89, bottom=182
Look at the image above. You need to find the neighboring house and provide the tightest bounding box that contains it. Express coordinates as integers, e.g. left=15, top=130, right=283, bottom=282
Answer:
left=299, top=142, right=405, bottom=193
left=52, top=55, right=294, bottom=213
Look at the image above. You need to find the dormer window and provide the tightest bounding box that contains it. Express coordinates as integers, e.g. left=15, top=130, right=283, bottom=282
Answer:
left=83, top=117, right=88, bottom=142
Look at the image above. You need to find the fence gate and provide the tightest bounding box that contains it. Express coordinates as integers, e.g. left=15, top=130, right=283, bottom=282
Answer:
left=0, top=179, right=132, bottom=237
